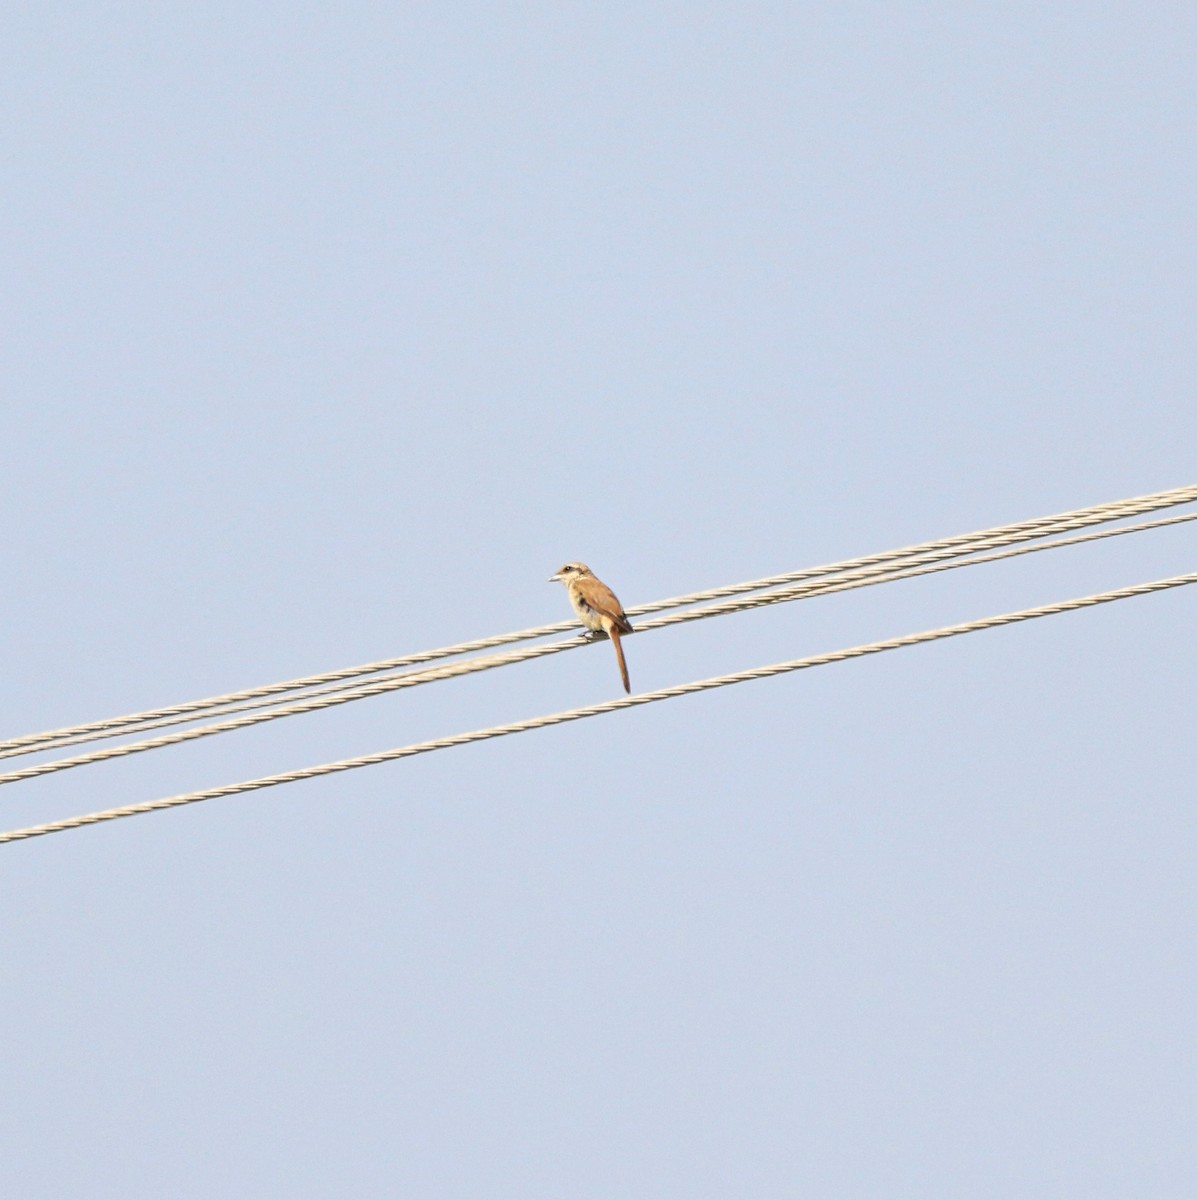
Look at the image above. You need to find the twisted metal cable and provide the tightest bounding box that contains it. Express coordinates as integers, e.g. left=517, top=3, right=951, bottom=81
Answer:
left=4, top=482, right=1196, bottom=758
left=156, top=506, right=1197, bottom=722
left=2, top=506, right=1196, bottom=787
left=2, top=568, right=1194, bottom=845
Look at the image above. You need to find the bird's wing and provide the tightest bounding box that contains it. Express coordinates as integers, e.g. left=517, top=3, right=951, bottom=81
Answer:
left=578, top=577, right=633, bottom=633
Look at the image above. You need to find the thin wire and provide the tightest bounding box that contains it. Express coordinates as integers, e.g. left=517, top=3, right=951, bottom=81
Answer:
left=167, top=507, right=1197, bottom=719
left=4, top=482, right=1196, bottom=757
left=3, top=568, right=1193, bottom=845
left=2, top=506, right=1195, bottom=786
left=7, top=504, right=1197, bottom=769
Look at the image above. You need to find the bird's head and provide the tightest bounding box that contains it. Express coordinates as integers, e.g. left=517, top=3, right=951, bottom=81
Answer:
left=549, top=562, right=591, bottom=584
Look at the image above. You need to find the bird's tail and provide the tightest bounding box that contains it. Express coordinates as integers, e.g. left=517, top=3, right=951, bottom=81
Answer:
left=609, top=627, right=631, bottom=694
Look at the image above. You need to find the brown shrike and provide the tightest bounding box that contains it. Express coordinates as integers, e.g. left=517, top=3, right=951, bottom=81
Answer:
left=549, top=562, right=634, bottom=693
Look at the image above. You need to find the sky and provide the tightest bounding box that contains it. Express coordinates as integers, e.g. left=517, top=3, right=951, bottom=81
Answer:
left=2, top=2, right=1195, bottom=1196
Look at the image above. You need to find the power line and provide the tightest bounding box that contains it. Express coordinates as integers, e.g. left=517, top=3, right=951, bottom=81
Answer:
left=2, top=505, right=1195, bottom=786
left=162, top=506, right=1197, bottom=723
left=4, top=482, right=1195, bottom=758
left=3, top=568, right=1193, bottom=846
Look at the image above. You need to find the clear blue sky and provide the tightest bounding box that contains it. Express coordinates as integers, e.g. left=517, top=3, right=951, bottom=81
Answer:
left=3, top=3, right=1195, bottom=1196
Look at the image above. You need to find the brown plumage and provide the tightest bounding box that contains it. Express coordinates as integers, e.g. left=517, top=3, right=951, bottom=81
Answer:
left=549, top=562, right=634, bottom=693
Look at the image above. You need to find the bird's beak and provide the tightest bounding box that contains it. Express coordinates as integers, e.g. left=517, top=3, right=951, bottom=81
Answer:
left=548, top=572, right=563, bottom=583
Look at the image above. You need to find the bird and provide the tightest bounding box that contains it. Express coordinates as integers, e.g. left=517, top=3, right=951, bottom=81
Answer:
left=549, top=562, right=634, bottom=693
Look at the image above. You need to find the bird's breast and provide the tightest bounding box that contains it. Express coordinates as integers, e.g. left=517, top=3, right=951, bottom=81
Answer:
left=568, top=589, right=606, bottom=631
